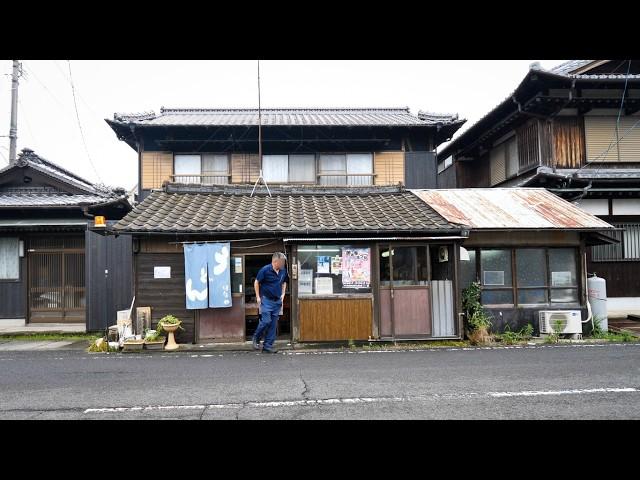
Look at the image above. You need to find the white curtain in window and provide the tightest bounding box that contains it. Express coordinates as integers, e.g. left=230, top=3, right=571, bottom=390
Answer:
left=0, top=237, right=19, bottom=280
left=262, top=155, right=289, bottom=183
left=347, top=153, right=373, bottom=185
left=174, top=154, right=201, bottom=183
left=289, top=155, right=316, bottom=183
left=202, top=154, right=229, bottom=184
left=319, top=154, right=346, bottom=185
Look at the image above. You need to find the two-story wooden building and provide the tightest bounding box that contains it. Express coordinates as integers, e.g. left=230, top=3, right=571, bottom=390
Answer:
left=437, top=60, right=640, bottom=316
left=0, top=148, right=133, bottom=331
left=104, top=107, right=470, bottom=343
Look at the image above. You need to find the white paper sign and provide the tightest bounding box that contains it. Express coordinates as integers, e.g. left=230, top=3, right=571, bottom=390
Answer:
left=154, top=266, right=171, bottom=279
left=551, top=271, right=572, bottom=287
left=315, top=277, right=333, bottom=295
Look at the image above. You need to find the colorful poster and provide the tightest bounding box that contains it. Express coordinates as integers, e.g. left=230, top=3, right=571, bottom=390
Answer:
left=341, top=247, right=370, bottom=288
left=207, top=243, right=231, bottom=308
left=330, top=256, right=342, bottom=275
left=317, top=256, right=330, bottom=274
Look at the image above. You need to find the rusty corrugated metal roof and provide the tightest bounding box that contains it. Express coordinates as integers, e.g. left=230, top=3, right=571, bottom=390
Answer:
left=410, top=188, right=615, bottom=230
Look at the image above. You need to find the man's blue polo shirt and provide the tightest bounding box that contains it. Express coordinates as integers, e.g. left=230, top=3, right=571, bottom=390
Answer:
left=256, top=264, right=289, bottom=303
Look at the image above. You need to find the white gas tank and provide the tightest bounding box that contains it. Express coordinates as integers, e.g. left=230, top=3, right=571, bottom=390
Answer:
left=587, top=274, right=608, bottom=332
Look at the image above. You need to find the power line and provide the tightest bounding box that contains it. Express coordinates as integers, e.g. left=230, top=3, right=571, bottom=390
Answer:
left=67, top=60, right=103, bottom=184
left=21, top=62, right=73, bottom=115
left=54, top=60, right=101, bottom=118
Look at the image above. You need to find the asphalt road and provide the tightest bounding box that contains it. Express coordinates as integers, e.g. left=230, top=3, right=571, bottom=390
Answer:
left=1, top=343, right=639, bottom=419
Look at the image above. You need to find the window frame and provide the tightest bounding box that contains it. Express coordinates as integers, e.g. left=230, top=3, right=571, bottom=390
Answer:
left=466, top=247, right=581, bottom=307
left=317, top=152, right=375, bottom=186
left=0, top=237, right=21, bottom=282
left=173, top=153, right=231, bottom=184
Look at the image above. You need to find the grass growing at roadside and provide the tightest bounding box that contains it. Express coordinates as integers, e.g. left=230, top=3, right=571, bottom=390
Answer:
left=0, top=333, right=101, bottom=342
left=356, top=341, right=469, bottom=350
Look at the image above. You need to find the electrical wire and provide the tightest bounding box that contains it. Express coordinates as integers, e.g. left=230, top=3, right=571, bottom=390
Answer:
left=66, top=60, right=103, bottom=184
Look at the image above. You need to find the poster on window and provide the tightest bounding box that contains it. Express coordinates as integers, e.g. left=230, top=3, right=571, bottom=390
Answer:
left=341, top=247, right=370, bottom=288
left=330, top=256, right=342, bottom=275
left=299, top=269, right=313, bottom=294
left=317, top=256, right=330, bottom=274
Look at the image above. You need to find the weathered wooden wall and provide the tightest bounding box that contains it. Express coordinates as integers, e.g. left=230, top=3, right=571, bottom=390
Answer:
left=373, top=151, right=404, bottom=185
left=298, top=297, right=372, bottom=341
left=231, top=154, right=260, bottom=183
left=135, top=253, right=195, bottom=343
left=141, top=151, right=173, bottom=189
left=404, top=152, right=437, bottom=188
left=85, top=230, right=133, bottom=331
left=553, top=117, right=585, bottom=168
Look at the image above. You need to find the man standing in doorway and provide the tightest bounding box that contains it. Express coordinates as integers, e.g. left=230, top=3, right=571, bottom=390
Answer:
left=253, top=252, right=288, bottom=353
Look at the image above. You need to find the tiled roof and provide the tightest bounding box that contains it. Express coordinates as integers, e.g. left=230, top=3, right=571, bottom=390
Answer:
left=112, top=186, right=462, bottom=234
left=0, top=192, right=112, bottom=207
left=549, top=60, right=594, bottom=75
left=0, top=148, right=129, bottom=209
left=110, top=107, right=462, bottom=127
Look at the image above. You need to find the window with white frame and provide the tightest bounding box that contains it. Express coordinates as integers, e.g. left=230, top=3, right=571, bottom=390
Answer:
left=592, top=223, right=640, bottom=261
left=0, top=237, right=20, bottom=280
left=318, top=153, right=373, bottom=185
left=174, top=154, right=229, bottom=184
left=289, top=155, right=316, bottom=183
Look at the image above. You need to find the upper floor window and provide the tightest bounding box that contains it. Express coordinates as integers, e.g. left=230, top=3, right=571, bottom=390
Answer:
left=262, top=154, right=316, bottom=183
left=174, top=154, right=230, bottom=184
left=437, top=155, right=453, bottom=174
left=489, top=135, right=518, bottom=186
left=318, top=153, right=373, bottom=185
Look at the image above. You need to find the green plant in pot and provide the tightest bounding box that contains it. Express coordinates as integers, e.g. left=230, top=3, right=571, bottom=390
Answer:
left=157, top=315, right=183, bottom=351
left=462, top=282, right=494, bottom=345
left=143, top=328, right=166, bottom=350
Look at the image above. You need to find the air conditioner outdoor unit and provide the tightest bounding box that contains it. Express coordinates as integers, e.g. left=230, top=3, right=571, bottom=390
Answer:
left=539, top=310, right=582, bottom=335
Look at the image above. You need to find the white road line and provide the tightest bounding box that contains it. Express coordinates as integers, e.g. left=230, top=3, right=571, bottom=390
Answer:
left=488, top=387, right=638, bottom=397
left=83, top=386, right=640, bottom=414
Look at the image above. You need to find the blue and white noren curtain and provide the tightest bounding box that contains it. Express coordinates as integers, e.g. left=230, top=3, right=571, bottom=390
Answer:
left=183, top=244, right=209, bottom=309
left=206, top=242, right=231, bottom=308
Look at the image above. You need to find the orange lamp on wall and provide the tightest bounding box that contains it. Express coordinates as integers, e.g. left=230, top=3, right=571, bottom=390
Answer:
left=94, top=216, right=106, bottom=227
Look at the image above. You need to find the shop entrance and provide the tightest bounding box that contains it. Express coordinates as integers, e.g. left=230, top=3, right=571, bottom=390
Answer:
left=243, top=254, right=290, bottom=340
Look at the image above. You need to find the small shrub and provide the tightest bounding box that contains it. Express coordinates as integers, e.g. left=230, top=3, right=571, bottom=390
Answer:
left=157, top=315, right=184, bottom=334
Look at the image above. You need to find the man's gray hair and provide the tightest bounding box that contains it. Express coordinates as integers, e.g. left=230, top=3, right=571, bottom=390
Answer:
left=272, top=252, right=287, bottom=261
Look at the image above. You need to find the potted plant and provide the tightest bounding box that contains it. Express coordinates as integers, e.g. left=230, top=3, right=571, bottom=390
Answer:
left=123, top=338, right=145, bottom=351
left=143, top=329, right=166, bottom=350
left=462, top=282, right=494, bottom=345
left=157, top=315, right=183, bottom=351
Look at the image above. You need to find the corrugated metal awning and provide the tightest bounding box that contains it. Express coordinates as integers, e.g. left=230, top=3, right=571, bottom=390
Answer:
left=0, top=219, right=88, bottom=227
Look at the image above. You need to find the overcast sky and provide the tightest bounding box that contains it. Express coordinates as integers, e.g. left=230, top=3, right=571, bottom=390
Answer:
left=0, top=60, right=567, bottom=190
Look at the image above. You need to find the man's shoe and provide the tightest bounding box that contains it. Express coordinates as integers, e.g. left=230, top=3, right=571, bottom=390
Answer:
left=252, top=337, right=261, bottom=350
left=262, top=347, right=278, bottom=354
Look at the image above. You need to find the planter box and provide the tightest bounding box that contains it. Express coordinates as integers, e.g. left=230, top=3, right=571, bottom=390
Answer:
left=144, top=337, right=166, bottom=350
left=123, top=340, right=145, bottom=352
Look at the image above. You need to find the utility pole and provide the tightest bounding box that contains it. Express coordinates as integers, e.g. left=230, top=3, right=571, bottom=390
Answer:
left=257, top=59, right=262, bottom=167
left=8, top=60, right=21, bottom=164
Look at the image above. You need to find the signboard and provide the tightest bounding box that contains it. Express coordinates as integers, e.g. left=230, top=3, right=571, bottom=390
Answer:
left=315, top=277, right=334, bottom=295
left=154, top=266, right=171, bottom=279
left=299, top=269, right=313, bottom=294
left=341, top=247, right=370, bottom=288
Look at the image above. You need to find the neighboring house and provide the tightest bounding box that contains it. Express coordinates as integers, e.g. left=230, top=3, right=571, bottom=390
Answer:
left=437, top=60, right=640, bottom=315
left=102, top=106, right=615, bottom=343
left=0, top=148, right=133, bottom=330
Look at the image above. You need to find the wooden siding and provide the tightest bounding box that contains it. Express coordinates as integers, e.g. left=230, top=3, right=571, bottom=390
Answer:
left=231, top=153, right=260, bottom=183
left=135, top=253, right=195, bottom=343
left=585, top=116, right=640, bottom=162
left=404, top=152, right=436, bottom=188
left=586, top=254, right=640, bottom=297
left=85, top=230, right=133, bottom=332
left=457, top=154, right=490, bottom=188
left=489, top=144, right=506, bottom=186
left=374, top=151, right=404, bottom=185
left=141, top=151, right=173, bottom=189
left=553, top=117, right=585, bottom=168
left=298, top=297, right=372, bottom=341
left=516, top=120, right=540, bottom=170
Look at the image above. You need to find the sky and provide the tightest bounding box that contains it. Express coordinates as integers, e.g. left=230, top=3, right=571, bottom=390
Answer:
left=0, top=60, right=568, bottom=191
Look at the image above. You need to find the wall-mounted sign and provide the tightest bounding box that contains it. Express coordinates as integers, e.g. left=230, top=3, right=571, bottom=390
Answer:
left=552, top=271, right=572, bottom=287
left=154, top=266, right=171, bottom=279
left=341, top=247, right=370, bottom=288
